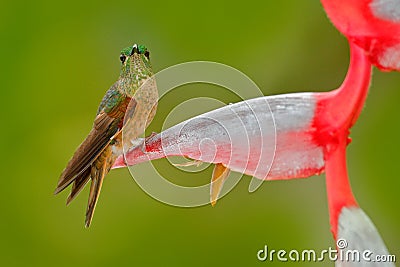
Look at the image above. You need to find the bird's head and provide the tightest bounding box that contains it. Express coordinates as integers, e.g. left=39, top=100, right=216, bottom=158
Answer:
left=119, top=44, right=153, bottom=95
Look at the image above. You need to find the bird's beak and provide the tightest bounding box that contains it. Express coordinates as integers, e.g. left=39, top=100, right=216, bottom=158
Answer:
left=131, top=44, right=139, bottom=55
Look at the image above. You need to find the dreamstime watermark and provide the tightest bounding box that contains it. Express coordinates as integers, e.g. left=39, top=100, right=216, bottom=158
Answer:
left=121, top=61, right=277, bottom=207
left=256, top=239, right=396, bottom=263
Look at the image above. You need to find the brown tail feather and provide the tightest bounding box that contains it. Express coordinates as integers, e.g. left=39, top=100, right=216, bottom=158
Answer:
left=66, top=168, right=91, bottom=205
left=85, top=145, right=115, bottom=228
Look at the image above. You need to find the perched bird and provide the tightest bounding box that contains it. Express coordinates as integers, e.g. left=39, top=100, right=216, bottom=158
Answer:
left=55, top=44, right=158, bottom=227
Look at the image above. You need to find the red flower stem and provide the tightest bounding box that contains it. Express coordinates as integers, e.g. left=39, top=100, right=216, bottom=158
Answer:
left=315, top=41, right=372, bottom=238
left=325, top=134, right=357, bottom=239
left=331, top=41, right=373, bottom=128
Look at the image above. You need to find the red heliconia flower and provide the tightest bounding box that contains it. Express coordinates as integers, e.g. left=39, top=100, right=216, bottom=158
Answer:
left=114, top=43, right=393, bottom=263
left=113, top=1, right=399, bottom=265
left=321, top=0, right=400, bottom=71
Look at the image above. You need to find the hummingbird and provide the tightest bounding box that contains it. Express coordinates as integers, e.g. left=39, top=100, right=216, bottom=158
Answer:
left=54, top=44, right=158, bottom=227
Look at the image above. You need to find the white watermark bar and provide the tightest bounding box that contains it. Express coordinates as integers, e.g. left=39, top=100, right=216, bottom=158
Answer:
left=256, top=239, right=396, bottom=263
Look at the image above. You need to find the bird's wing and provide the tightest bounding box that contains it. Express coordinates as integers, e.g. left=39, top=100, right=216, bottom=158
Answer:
left=55, top=87, right=129, bottom=195
left=54, top=111, right=119, bottom=194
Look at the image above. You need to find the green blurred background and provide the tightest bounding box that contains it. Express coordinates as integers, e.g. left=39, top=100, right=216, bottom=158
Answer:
left=1, top=0, right=399, bottom=266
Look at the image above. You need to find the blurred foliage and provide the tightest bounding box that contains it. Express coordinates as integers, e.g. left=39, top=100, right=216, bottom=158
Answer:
left=0, top=0, right=399, bottom=266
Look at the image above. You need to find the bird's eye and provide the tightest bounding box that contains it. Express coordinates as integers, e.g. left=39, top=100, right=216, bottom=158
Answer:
left=144, top=51, right=150, bottom=60
left=119, top=55, right=126, bottom=63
